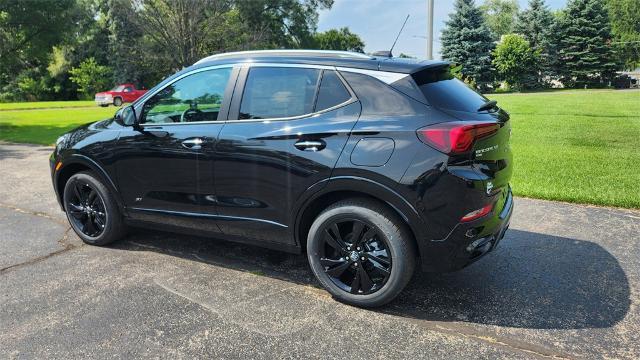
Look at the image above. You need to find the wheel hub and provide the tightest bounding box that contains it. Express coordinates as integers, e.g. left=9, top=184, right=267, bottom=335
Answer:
left=349, top=251, right=360, bottom=262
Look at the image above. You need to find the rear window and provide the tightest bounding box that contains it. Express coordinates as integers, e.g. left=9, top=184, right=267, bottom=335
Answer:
left=315, top=70, right=351, bottom=111
left=413, top=66, right=488, bottom=113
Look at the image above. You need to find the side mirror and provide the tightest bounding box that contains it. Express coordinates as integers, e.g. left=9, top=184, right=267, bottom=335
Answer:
left=115, top=105, right=138, bottom=127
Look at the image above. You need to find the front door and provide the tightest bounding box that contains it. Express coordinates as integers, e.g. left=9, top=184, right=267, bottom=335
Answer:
left=214, top=66, right=361, bottom=245
left=115, top=66, right=236, bottom=231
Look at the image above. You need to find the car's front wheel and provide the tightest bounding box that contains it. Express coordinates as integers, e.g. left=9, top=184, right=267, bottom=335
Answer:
left=307, top=198, right=416, bottom=307
left=113, top=97, right=123, bottom=107
left=63, top=171, right=126, bottom=246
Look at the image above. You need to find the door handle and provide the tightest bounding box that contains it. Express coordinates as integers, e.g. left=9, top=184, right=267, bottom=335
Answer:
left=182, top=138, right=205, bottom=150
left=294, top=140, right=326, bottom=151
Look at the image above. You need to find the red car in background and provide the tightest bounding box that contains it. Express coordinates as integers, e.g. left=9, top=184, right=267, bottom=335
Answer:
left=94, top=84, right=147, bottom=107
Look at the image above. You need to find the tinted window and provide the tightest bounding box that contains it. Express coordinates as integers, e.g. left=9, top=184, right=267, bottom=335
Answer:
left=413, top=66, right=488, bottom=113
left=240, top=67, right=320, bottom=119
left=142, top=67, right=232, bottom=124
left=340, top=71, right=421, bottom=116
left=314, top=70, right=351, bottom=111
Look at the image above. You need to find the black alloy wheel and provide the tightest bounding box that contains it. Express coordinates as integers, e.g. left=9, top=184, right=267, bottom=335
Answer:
left=319, top=218, right=392, bottom=295
left=66, top=180, right=107, bottom=237
left=307, top=198, right=415, bottom=307
left=63, top=171, right=126, bottom=246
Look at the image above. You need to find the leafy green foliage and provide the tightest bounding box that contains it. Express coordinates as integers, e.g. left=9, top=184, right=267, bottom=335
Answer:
left=493, top=34, right=539, bottom=90
left=480, top=0, right=520, bottom=39
left=559, top=0, right=619, bottom=87
left=312, top=27, right=364, bottom=52
left=606, top=0, right=640, bottom=69
left=69, top=58, right=113, bottom=99
left=441, top=0, right=495, bottom=89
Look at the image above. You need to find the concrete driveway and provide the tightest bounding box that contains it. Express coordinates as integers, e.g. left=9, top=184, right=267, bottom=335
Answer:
left=1, top=142, right=639, bottom=359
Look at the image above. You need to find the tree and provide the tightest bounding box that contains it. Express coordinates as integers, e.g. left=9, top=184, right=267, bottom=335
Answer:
left=0, top=0, right=78, bottom=99
left=515, top=0, right=553, bottom=50
left=69, top=58, right=113, bottom=98
left=480, top=0, right=519, bottom=39
left=493, top=34, right=539, bottom=90
left=441, top=0, right=495, bottom=89
left=514, top=0, right=555, bottom=86
left=312, top=27, right=364, bottom=52
left=606, top=0, right=640, bottom=69
left=231, top=0, right=333, bottom=50
left=559, top=0, right=619, bottom=87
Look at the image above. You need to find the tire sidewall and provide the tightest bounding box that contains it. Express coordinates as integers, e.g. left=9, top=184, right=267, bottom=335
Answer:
left=63, top=172, right=120, bottom=245
left=307, top=203, right=411, bottom=307
left=113, top=97, right=122, bottom=107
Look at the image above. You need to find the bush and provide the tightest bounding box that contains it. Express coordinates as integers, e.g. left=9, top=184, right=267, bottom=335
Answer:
left=69, top=58, right=112, bottom=99
left=492, top=34, right=539, bottom=91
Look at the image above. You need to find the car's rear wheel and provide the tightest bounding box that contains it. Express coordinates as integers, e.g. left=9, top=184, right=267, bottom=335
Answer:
left=307, top=198, right=416, bottom=307
left=113, top=97, right=123, bottom=107
left=63, top=171, right=126, bottom=246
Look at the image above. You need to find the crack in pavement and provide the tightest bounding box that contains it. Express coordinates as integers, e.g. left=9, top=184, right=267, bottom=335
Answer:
left=0, top=211, right=82, bottom=274
left=0, top=202, right=66, bottom=226
left=388, top=313, right=577, bottom=359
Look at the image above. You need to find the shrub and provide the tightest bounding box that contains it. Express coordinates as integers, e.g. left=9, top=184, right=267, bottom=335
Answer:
left=69, top=58, right=112, bottom=99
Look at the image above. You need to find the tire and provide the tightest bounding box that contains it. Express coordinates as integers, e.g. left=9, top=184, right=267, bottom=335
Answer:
left=113, top=97, right=122, bottom=107
left=99, top=104, right=108, bottom=107
left=307, top=198, right=416, bottom=307
left=63, top=171, right=126, bottom=246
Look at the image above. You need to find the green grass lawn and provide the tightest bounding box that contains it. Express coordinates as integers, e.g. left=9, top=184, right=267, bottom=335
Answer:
left=488, top=89, right=640, bottom=209
left=1, top=89, right=639, bottom=209
left=0, top=105, right=116, bottom=144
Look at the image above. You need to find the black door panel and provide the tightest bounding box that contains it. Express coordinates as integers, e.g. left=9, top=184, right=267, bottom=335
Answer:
left=214, top=102, right=361, bottom=243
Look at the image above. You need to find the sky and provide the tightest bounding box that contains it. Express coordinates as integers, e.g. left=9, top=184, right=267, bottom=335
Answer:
left=317, top=0, right=567, bottom=59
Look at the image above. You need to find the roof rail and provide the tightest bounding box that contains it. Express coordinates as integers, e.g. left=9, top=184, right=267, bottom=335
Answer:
left=194, top=49, right=374, bottom=65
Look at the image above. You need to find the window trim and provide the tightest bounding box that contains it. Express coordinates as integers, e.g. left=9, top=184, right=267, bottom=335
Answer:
left=225, top=63, right=357, bottom=123
left=135, top=64, right=239, bottom=127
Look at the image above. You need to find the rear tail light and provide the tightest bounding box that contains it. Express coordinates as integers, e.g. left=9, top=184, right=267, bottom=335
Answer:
left=416, top=121, right=499, bottom=154
left=460, top=203, right=494, bottom=222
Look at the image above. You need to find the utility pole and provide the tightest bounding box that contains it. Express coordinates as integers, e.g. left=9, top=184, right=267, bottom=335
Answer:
left=427, top=0, right=434, bottom=60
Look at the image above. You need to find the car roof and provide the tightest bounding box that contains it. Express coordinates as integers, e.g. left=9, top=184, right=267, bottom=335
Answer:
left=192, top=50, right=448, bottom=74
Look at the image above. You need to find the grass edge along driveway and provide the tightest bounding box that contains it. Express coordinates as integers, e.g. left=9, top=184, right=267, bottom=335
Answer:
left=1, top=89, right=639, bottom=209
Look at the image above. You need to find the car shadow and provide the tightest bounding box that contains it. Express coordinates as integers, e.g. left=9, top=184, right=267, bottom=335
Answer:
left=112, top=228, right=630, bottom=330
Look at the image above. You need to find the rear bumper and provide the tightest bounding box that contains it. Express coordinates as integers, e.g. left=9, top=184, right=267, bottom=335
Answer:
left=419, top=187, right=513, bottom=272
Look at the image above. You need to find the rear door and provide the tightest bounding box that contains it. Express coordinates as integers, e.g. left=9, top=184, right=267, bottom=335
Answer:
left=213, top=65, right=361, bottom=245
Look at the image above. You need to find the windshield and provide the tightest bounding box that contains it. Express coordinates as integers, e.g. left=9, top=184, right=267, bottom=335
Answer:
left=111, top=85, right=125, bottom=92
left=413, top=66, right=489, bottom=113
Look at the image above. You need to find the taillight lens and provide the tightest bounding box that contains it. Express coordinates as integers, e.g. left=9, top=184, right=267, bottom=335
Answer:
left=416, top=121, right=499, bottom=154
left=461, top=203, right=494, bottom=222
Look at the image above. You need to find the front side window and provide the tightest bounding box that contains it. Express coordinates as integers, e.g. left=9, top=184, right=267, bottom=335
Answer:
left=239, top=67, right=321, bottom=120
left=142, top=67, right=232, bottom=124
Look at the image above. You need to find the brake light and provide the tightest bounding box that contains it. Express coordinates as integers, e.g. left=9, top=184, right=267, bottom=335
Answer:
left=461, top=203, right=494, bottom=222
left=416, top=121, right=499, bottom=154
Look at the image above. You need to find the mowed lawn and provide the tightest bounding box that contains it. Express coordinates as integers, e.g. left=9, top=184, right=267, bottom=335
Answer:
left=489, top=89, right=640, bottom=209
left=1, top=89, right=639, bottom=208
left=0, top=103, right=116, bottom=144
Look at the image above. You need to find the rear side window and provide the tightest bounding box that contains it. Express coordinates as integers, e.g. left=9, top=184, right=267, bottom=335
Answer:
left=239, top=67, right=320, bottom=119
left=413, top=66, right=488, bottom=113
left=314, top=70, right=351, bottom=111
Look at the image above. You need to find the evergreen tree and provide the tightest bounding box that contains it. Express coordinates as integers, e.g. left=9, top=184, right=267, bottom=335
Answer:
left=559, top=0, right=618, bottom=87
left=545, top=11, right=568, bottom=83
left=514, top=0, right=555, bottom=86
left=440, top=0, right=494, bottom=89
left=515, top=0, right=553, bottom=51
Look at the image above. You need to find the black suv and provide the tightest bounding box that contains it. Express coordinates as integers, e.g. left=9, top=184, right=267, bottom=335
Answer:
left=51, top=50, right=513, bottom=307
